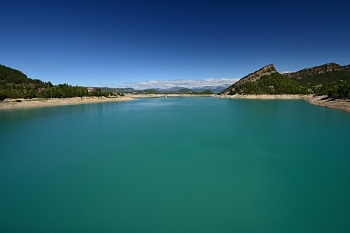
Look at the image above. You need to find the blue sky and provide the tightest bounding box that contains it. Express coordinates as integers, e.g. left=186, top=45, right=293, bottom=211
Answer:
left=1, top=0, right=349, bottom=88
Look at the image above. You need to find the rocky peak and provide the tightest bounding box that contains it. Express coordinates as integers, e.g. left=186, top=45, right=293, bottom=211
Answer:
left=221, top=64, right=277, bottom=95
left=237, top=64, right=277, bottom=84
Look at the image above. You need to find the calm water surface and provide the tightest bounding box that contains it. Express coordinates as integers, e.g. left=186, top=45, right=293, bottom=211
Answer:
left=1, top=98, right=349, bottom=232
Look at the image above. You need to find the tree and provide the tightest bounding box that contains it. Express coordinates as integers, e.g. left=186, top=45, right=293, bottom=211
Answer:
left=0, top=91, right=6, bottom=101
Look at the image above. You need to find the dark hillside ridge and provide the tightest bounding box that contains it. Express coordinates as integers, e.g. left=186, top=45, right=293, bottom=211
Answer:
left=283, top=63, right=350, bottom=80
left=220, top=62, right=350, bottom=98
left=0, top=64, right=31, bottom=84
left=0, top=64, right=99, bottom=100
left=283, top=63, right=350, bottom=88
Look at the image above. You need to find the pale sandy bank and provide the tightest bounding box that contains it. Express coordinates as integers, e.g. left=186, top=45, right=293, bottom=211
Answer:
left=305, top=96, right=350, bottom=113
left=0, top=96, right=134, bottom=110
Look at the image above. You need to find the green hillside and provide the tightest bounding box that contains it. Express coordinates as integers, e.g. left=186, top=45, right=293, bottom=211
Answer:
left=293, top=70, right=350, bottom=87
left=0, top=64, right=99, bottom=100
left=290, top=70, right=350, bottom=97
left=221, top=63, right=350, bottom=99
left=228, top=73, right=309, bottom=95
left=0, top=64, right=32, bottom=84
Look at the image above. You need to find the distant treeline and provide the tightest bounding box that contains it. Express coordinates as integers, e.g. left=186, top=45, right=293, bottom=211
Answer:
left=0, top=65, right=109, bottom=101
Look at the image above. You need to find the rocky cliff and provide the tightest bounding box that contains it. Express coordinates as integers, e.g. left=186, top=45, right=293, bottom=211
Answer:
left=283, top=63, right=350, bottom=80
left=221, top=64, right=277, bottom=95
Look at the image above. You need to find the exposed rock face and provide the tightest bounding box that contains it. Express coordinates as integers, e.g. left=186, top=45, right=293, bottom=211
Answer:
left=284, top=63, right=350, bottom=79
left=221, top=64, right=277, bottom=95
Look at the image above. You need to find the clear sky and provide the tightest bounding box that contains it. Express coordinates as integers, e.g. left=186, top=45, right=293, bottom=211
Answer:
left=1, top=0, right=349, bottom=89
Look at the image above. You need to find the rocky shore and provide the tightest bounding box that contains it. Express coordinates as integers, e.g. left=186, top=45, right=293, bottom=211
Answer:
left=305, top=96, right=350, bottom=113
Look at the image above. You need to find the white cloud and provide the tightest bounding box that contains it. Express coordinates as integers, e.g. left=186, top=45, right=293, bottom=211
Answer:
left=122, top=78, right=238, bottom=90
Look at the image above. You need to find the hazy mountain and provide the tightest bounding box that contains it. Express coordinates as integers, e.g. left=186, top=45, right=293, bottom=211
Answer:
left=192, top=85, right=230, bottom=93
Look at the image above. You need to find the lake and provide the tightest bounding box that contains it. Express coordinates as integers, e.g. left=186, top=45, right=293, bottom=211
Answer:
left=1, top=97, right=350, bottom=233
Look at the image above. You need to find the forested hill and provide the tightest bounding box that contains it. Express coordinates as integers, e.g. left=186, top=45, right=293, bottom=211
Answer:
left=220, top=64, right=309, bottom=95
left=283, top=63, right=350, bottom=97
left=0, top=64, right=34, bottom=84
left=0, top=64, right=104, bottom=100
left=220, top=63, right=350, bottom=99
left=284, top=63, right=350, bottom=84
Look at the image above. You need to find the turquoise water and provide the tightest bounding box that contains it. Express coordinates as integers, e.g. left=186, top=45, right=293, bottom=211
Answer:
left=1, top=97, right=350, bottom=232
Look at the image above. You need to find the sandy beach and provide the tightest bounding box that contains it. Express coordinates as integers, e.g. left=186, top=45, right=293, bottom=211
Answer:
left=0, top=96, right=134, bottom=110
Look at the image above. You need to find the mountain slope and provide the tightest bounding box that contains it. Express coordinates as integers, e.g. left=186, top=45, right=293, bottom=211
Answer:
left=0, top=64, right=94, bottom=99
left=0, top=64, right=34, bottom=84
left=283, top=63, right=350, bottom=86
left=221, top=64, right=277, bottom=95
left=283, top=63, right=350, bottom=97
left=220, top=63, right=350, bottom=98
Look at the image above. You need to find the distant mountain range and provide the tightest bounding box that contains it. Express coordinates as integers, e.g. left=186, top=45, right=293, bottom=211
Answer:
left=112, top=85, right=230, bottom=94
left=220, top=63, right=350, bottom=98
left=192, top=85, right=231, bottom=93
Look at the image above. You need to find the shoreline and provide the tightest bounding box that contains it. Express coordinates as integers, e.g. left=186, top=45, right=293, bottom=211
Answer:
left=0, top=94, right=214, bottom=110
left=1, top=94, right=349, bottom=113
left=305, top=95, right=350, bottom=113
left=218, top=94, right=350, bottom=113
left=0, top=96, right=134, bottom=110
